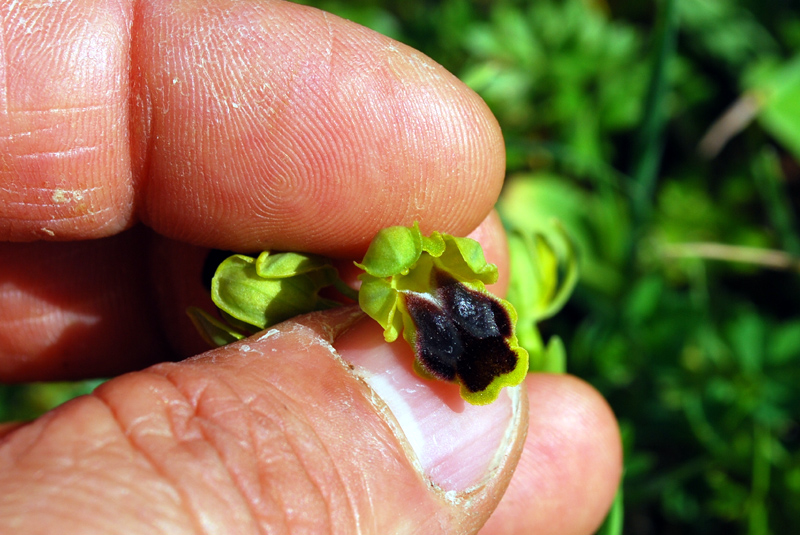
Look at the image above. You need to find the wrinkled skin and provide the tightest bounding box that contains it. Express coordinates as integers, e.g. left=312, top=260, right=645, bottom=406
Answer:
left=0, top=1, right=622, bottom=534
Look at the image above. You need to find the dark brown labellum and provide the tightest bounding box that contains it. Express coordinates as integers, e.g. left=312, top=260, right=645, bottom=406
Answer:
left=403, top=274, right=518, bottom=393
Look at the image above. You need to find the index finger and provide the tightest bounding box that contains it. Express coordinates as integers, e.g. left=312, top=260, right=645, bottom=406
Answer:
left=0, top=0, right=505, bottom=256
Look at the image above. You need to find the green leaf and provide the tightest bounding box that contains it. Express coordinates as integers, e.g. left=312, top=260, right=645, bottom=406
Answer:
left=750, top=54, right=800, bottom=162
left=767, top=320, right=800, bottom=365
left=726, top=311, right=765, bottom=374
left=630, top=0, right=679, bottom=224
left=624, top=275, right=664, bottom=325
left=595, top=484, right=624, bottom=535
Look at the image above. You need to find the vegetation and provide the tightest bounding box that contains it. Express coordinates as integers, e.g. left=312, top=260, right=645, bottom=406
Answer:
left=4, top=1, right=800, bottom=533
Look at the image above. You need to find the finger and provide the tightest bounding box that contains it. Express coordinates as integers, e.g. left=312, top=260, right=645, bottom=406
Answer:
left=0, top=228, right=172, bottom=382
left=2, top=0, right=505, bottom=256
left=134, top=0, right=505, bottom=255
left=0, top=212, right=508, bottom=382
left=480, top=375, right=623, bottom=535
left=0, top=307, right=527, bottom=534
left=0, top=0, right=134, bottom=241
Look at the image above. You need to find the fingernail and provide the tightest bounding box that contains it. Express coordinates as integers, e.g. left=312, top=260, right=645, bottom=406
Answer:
left=334, top=316, right=524, bottom=492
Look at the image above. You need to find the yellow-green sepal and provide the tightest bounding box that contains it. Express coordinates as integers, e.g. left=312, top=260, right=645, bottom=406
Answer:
left=436, top=234, right=498, bottom=285
left=356, top=223, right=423, bottom=277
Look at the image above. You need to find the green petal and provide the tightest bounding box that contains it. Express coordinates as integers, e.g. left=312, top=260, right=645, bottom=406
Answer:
left=356, top=224, right=422, bottom=277
left=219, top=309, right=261, bottom=335
left=358, top=274, right=402, bottom=342
left=534, top=233, right=559, bottom=305
left=303, top=264, right=341, bottom=291
left=420, top=229, right=446, bottom=257
left=392, top=253, right=436, bottom=293
left=436, top=234, right=498, bottom=285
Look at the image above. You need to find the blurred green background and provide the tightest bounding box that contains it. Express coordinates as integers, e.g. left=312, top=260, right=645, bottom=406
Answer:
left=4, top=0, right=800, bottom=533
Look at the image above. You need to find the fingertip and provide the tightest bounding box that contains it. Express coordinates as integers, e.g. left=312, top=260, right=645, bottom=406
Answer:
left=133, top=0, right=505, bottom=254
left=480, top=374, right=622, bottom=535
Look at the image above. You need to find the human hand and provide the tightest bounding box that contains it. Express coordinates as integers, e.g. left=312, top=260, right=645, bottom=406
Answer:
left=0, top=1, right=622, bottom=533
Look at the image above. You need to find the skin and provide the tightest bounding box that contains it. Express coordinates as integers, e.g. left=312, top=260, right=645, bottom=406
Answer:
left=0, top=1, right=622, bottom=534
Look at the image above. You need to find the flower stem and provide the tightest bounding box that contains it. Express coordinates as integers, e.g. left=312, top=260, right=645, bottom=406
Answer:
left=333, top=278, right=360, bottom=302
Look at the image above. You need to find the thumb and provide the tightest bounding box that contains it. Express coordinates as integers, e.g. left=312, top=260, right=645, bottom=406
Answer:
left=0, top=307, right=527, bottom=534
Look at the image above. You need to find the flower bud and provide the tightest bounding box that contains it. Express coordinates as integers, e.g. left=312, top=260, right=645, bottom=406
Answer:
left=190, top=251, right=341, bottom=346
